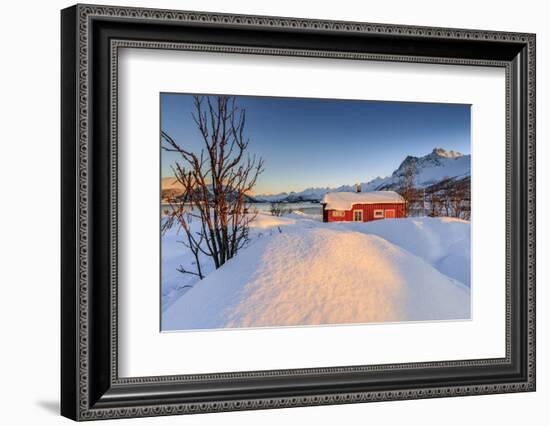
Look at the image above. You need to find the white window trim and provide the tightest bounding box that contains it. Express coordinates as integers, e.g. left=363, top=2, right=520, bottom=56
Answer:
left=374, top=209, right=384, bottom=218
left=332, top=210, right=345, bottom=217
left=353, top=210, right=363, bottom=222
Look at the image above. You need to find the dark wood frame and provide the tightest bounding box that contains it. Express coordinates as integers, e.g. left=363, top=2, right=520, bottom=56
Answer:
left=61, top=4, right=536, bottom=421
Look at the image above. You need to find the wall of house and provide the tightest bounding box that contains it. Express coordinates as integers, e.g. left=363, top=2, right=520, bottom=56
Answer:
left=327, top=203, right=406, bottom=222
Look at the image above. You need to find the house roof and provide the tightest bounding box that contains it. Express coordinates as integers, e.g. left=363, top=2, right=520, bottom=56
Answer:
left=322, top=191, right=405, bottom=210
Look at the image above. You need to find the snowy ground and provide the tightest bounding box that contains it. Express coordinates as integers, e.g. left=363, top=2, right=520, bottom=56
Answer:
left=161, top=212, right=470, bottom=331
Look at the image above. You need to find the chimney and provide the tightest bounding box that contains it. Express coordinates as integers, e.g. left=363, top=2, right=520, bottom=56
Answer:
left=356, top=183, right=361, bottom=193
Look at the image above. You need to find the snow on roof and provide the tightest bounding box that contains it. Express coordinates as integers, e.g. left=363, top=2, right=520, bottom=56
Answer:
left=322, top=191, right=404, bottom=210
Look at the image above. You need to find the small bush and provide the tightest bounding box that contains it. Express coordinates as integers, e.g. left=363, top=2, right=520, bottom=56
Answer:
left=270, top=202, right=284, bottom=216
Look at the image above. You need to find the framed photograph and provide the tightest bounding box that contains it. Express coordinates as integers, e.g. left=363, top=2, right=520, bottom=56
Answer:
left=61, top=4, right=536, bottom=421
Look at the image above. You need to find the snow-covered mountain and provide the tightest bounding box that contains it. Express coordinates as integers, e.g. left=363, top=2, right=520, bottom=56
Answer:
left=254, top=147, right=470, bottom=202
left=387, top=147, right=469, bottom=188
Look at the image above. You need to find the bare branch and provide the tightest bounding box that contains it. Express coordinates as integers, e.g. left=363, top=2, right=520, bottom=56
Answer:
left=161, top=95, right=264, bottom=279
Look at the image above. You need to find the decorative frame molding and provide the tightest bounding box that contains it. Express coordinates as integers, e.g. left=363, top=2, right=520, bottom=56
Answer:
left=61, top=4, right=536, bottom=421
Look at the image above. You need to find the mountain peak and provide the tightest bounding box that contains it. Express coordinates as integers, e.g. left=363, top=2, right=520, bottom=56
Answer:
left=431, top=147, right=463, bottom=158
left=253, top=147, right=470, bottom=202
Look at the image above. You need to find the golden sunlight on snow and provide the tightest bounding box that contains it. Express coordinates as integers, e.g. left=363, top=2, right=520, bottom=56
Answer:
left=162, top=215, right=470, bottom=331
left=224, top=229, right=404, bottom=327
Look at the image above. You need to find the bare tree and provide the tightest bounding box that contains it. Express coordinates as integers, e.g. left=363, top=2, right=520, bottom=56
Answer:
left=426, top=189, right=442, bottom=217
left=162, top=200, right=205, bottom=278
left=161, top=95, right=264, bottom=278
left=442, top=188, right=453, bottom=217
left=418, top=176, right=471, bottom=219
left=439, top=178, right=456, bottom=217
left=449, top=179, right=469, bottom=219
left=398, top=162, right=417, bottom=216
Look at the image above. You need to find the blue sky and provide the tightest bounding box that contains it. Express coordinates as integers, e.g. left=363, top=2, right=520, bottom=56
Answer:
left=161, top=94, right=470, bottom=195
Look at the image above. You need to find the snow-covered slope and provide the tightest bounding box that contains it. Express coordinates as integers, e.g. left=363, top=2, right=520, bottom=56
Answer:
left=162, top=214, right=470, bottom=331
left=338, top=217, right=471, bottom=286
left=388, top=147, right=470, bottom=188
left=254, top=147, right=470, bottom=202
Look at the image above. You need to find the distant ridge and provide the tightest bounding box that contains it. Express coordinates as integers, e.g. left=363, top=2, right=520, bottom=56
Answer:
left=253, top=148, right=470, bottom=203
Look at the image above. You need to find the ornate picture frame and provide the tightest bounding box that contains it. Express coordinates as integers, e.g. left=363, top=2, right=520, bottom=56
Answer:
left=61, top=4, right=535, bottom=421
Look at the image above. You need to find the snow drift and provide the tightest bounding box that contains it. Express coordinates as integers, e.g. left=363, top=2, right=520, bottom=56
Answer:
left=162, top=215, right=470, bottom=331
left=338, top=217, right=471, bottom=287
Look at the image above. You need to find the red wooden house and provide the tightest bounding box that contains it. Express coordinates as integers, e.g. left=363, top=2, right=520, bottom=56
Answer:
left=321, top=190, right=406, bottom=223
